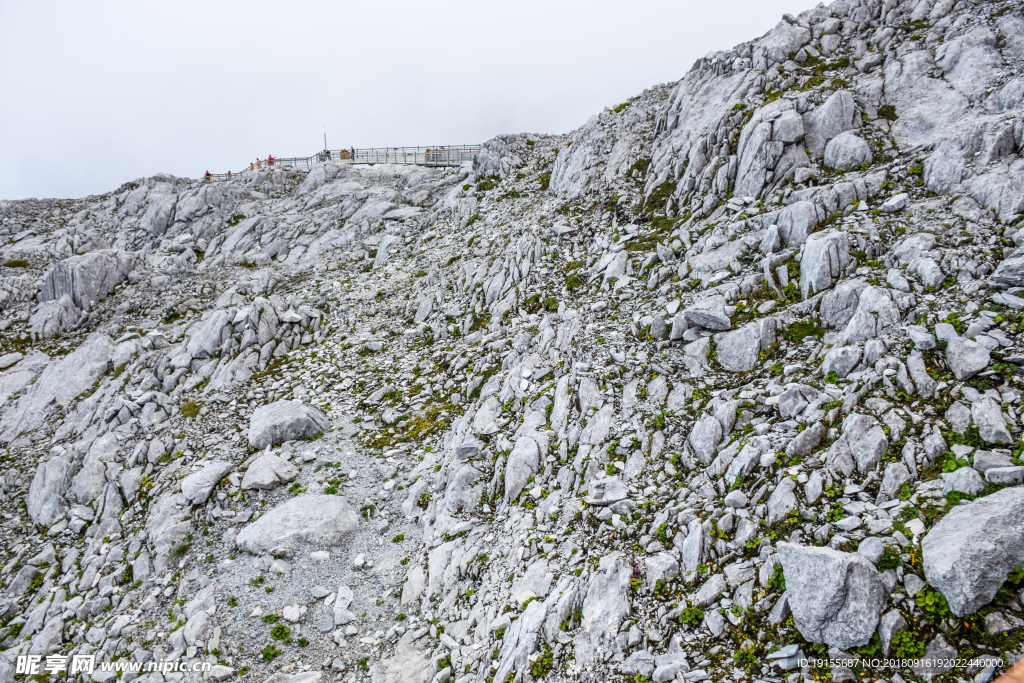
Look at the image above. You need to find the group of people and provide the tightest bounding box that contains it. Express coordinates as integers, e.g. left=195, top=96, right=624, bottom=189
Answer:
left=250, top=155, right=275, bottom=171
left=204, top=155, right=275, bottom=179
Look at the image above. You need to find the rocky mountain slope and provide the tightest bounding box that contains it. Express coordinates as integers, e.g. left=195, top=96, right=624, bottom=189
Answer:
left=1, top=0, right=1024, bottom=682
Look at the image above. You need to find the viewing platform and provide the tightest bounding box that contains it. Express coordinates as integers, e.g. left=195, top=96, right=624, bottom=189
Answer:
left=205, top=145, right=478, bottom=181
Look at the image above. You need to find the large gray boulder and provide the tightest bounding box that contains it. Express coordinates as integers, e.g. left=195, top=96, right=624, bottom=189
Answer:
left=786, top=422, right=827, bottom=458
left=907, top=350, right=937, bottom=399
left=621, top=651, right=656, bottom=678
left=878, top=609, right=908, bottom=657
left=574, top=553, right=631, bottom=666
left=38, top=249, right=136, bottom=310
left=773, top=109, right=805, bottom=144
left=945, top=337, right=990, bottom=380
left=713, top=318, right=777, bottom=372
left=908, top=257, right=944, bottom=290
left=680, top=523, right=707, bottom=582
left=734, top=120, right=784, bottom=199
left=881, top=193, right=909, bottom=213
left=945, top=401, right=972, bottom=433
left=644, top=552, right=681, bottom=589
left=7, top=565, right=40, bottom=599
left=767, top=477, right=798, bottom=526
left=235, top=495, right=359, bottom=554
left=971, top=397, right=1012, bottom=445
left=819, top=280, right=867, bottom=330
left=583, top=476, right=628, bottom=506
left=803, top=90, right=857, bottom=157
left=669, top=312, right=688, bottom=341
left=207, top=348, right=258, bottom=393
left=492, top=599, right=549, bottom=683
left=777, top=542, right=886, bottom=649
left=70, top=433, right=119, bottom=504
left=28, top=295, right=80, bottom=339
left=504, top=435, right=540, bottom=502
left=841, top=286, right=901, bottom=344
left=912, top=635, right=959, bottom=681
left=940, top=467, right=985, bottom=495
left=147, top=493, right=193, bottom=572
left=824, top=131, right=872, bottom=171
left=922, top=487, right=1024, bottom=617
left=825, top=413, right=888, bottom=476
left=688, top=415, right=722, bottom=465
left=756, top=19, right=811, bottom=64
left=987, top=466, right=1024, bottom=485
left=821, top=346, right=861, bottom=379
left=373, top=235, right=401, bottom=270
left=141, top=194, right=177, bottom=236
left=181, top=461, right=234, bottom=505
left=991, top=253, right=1024, bottom=287
left=682, top=295, right=731, bottom=331
left=473, top=134, right=524, bottom=179
left=185, top=310, right=232, bottom=359
left=877, top=462, right=913, bottom=505
left=27, top=455, right=70, bottom=528
left=800, top=229, right=851, bottom=299
left=504, top=410, right=548, bottom=501
left=777, top=384, right=824, bottom=420
left=248, top=400, right=330, bottom=449
left=653, top=653, right=691, bottom=682
left=776, top=200, right=823, bottom=247
left=894, top=233, right=937, bottom=264
left=472, top=396, right=502, bottom=435
left=241, top=453, right=300, bottom=491
left=974, top=450, right=1014, bottom=473
left=255, top=298, right=279, bottom=346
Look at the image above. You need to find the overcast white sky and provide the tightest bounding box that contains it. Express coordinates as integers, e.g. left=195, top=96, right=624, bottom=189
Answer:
left=0, top=0, right=810, bottom=201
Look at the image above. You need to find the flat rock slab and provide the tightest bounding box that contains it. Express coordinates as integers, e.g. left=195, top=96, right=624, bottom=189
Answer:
left=180, top=461, right=233, bottom=505
left=683, top=295, right=731, bottom=331
left=235, top=495, right=359, bottom=554
left=584, top=477, right=628, bottom=506
left=248, top=400, right=330, bottom=449
left=0, top=333, right=113, bottom=444
left=241, top=453, right=300, bottom=490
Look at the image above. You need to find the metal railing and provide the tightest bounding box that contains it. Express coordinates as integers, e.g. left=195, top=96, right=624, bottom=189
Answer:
left=203, top=145, right=478, bottom=181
